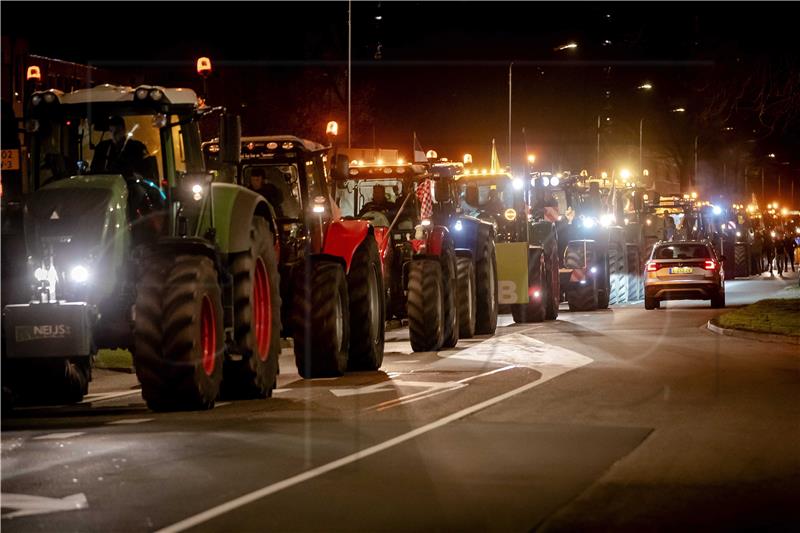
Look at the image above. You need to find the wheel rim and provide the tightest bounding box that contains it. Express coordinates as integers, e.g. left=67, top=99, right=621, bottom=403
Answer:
left=368, top=265, right=381, bottom=346
left=254, top=258, right=272, bottom=361
left=200, top=295, right=217, bottom=376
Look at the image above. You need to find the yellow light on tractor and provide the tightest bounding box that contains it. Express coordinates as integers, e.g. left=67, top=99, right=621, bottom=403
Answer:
left=620, top=168, right=631, bottom=180
left=504, top=208, right=517, bottom=221
left=643, top=194, right=649, bottom=200
left=397, top=157, right=404, bottom=164
left=196, top=57, right=212, bottom=77
left=527, top=154, right=536, bottom=163
left=781, top=208, right=789, bottom=216
left=482, top=168, right=488, bottom=175
left=691, top=192, right=698, bottom=199
left=326, top=120, right=339, bottom=137
left=26, top=65, right=42, bottom=81
left=463, top=153, right=473, bottom=164
left=426, top=150, right=438, bottom=160
left=376, top=158, right=384, bottom=165
left=601, top=172, right=608, bottom=179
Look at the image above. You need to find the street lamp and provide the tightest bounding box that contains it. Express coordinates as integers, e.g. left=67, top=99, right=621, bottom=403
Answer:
left=555, top=42, right=578, bottom=51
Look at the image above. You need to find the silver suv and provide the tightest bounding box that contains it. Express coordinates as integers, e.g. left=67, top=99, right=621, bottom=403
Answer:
left=644, top=241, right=725, bottom=309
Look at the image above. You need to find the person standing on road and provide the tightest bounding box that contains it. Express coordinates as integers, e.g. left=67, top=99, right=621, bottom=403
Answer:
left=763, top=230, right=775, bottom=274
left=774, top=231, right=786, bottom=276
left=783, top=233, right=796, bottom=272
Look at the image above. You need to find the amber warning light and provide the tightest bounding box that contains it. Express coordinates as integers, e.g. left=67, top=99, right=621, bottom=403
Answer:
left=196, top=57, right=212, bottom=77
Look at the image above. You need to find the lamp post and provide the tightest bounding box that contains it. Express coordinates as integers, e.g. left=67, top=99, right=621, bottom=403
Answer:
left=508, top=61, right=513, bottom=166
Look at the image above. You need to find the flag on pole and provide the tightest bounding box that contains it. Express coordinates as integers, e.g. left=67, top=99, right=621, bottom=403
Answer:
left=417, top=179, right=433, bottom=219
left=413, top=132, right=427, bottom=163
left=490, top=138, right=501, bottom=172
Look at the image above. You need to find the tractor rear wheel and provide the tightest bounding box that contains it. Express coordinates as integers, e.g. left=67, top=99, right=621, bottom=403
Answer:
left=512, top=248, right=546, bottom=323
left=293, top=261, right=350, bottom=378
left=222, top=218, right=281, bottom=399
left=440, top=240, right=459, bottom=349
left=135, top=255, right=224, bottom=411
left=408, top=259, right=445, bottom=352
left=474, top=239, right=499, bottom=335
left=347, top=238, right=385, bottom=371
left=456, top=256, right=476, bottom=339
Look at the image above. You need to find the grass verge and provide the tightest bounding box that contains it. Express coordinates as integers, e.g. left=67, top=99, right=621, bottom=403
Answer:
left=716, top=298, right=800, bottom=337
left=95, top=349, right=134, bottom=372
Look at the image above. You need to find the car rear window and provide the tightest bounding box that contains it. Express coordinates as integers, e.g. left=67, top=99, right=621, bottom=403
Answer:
left=654, top=244, right=711, bottom=260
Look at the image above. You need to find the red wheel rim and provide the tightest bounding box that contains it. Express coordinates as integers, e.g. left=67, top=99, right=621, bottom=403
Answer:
left=200, top=295, right=217, bottom=376
left=253, top=258, right=272, bottom=361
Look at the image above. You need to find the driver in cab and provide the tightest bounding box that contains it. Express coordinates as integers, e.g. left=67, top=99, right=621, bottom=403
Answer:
left=90, top=115, right=150, bottom=179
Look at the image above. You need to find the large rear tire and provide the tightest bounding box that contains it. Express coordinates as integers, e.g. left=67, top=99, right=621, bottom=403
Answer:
left=292, top=261, right=350, bottom=378
left=6, top=357, right=91, bottom=405
left=512, top=248, right=546, bottom=323
left=135, top=255, right=224, bottom=411
left=474, top=239, right=499, bottom=335
left=408, top=259, right=445, bottom=352
left=456, top=256, right=476, bottom=339
left=347, top=238, right=386, bottom=371
left=222, top=218, right=281, bottom=399
left=440, top=240, right=460, bottom=349
left=544, top=245, right=560, bottom=320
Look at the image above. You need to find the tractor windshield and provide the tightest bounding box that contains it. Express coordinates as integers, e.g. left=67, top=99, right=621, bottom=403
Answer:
left=456, top=177, right=516, bottom=217
left=242, top=164, right=302, bottom=220
left=30, top=108, right=197, bottom=192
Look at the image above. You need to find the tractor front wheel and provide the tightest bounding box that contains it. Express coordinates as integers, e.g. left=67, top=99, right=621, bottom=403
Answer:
left=408, top=259, right=445, bottom=352
left=474, top=239, right=499, bottom=335
left=512, top=249, right=546, bottom=323
left=456, top=256, right=476, bottom=339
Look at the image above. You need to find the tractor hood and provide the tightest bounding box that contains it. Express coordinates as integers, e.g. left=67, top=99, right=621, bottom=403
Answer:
left=24, top=175, right=130, bottom=302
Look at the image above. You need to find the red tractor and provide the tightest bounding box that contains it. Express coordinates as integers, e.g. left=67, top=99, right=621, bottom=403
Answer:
left=335, top=158, right=461, bottom=352
left=206, top=131, right=385, bottom=378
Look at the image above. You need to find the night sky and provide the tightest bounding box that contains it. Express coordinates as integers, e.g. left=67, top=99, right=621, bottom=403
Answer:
left=4, top=2, right=799, bottom=188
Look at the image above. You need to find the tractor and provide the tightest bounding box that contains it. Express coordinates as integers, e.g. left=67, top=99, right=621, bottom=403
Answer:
left=544, top=174, right=645, bottom=311
left=442, top=164, right=560, bottom=324
left=2, top=84, right=281, bottom=410
left=427, top=161, right=499, bottom=336
left=335, top=157, right=460, bottom=352
left=204, top=134, right=385, bottom=377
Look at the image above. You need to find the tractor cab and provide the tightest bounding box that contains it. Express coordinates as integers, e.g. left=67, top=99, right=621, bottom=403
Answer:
left=453, top=169, right=526, bottom=242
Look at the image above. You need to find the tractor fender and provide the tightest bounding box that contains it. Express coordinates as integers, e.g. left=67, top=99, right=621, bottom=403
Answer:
left=455, top=249, right=474, bottom=260
left=323, top=219, right=372, bottom=273
left=427, top=226, right=450, bottom=257
left=450, top=216, right=482, bottom=252
left=206, top=183, right=277, bottom=255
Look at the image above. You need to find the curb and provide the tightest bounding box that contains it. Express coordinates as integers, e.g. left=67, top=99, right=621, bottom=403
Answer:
left=706, top=320, right=800, bottom=345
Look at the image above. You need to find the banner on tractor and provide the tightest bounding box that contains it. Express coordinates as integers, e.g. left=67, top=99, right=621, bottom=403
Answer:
left=495, top=242, right=529, bottom=304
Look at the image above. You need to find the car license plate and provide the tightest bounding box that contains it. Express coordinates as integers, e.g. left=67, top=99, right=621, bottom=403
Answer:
left=669, top=266, right=692, bottom=274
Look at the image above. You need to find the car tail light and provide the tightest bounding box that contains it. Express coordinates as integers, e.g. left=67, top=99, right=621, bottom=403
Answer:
left=704, top=259, right=716, bottom=270
left=646, top=261, right=659, bottom=272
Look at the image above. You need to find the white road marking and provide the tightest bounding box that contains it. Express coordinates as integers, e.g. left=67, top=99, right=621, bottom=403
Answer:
left=330, top=380, right=458, bottom=398
left=79, top=390, right=141, bottom=404
left=1, top=492, right=88, bottom=519
left=157, top=341, right=592, bottom=533
left=392, top=360, right=419, bottom=364
left=106, top=418, right=154, bottom=425
left=215, top=402, right=231, bottom=407
left=369, top=365, right=517, bottom=412
left=33, top=432, right=85, bottom=440
left=272, top=389, right=292, bottom=394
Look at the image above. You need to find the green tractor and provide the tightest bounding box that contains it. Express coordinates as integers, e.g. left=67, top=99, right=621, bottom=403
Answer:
left=2, top=85, right=281, bottom=410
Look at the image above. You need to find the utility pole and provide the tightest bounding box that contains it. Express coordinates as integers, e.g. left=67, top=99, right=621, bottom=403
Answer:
left=508, top=61, right=513, bottom=168
left=693, top=135, right=698, bottom=188
left=347, top=0, right=352, bottom=150
left=639, top=118, right=644, bottom=177
left=596, top=115, right=601, bottom=176
left=761, top=167, right=765, bottom=201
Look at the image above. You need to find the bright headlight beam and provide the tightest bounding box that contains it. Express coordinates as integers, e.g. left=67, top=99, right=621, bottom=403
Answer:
left=70, top=265, right=90, bottom=283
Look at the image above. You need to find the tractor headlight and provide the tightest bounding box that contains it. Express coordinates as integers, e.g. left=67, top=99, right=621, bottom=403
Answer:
left=542, top=177, right=551, bottom=187
left=421, top=219, right=432, bottom=227
left=590, top=266, right=598, bottom=274
left=600, top=214, right=615, bottom=227
left=582, top=217, right=596, bottom=229
left=31, top=94, right=43, bottom=106
left=135, top=88, right=149, bottom=100
left=70, top=265, right=91, bottom=283
left=192, top=183, right=204, bottom=201
left=34, top=267, right=49, bottom=282
left=550, top=176, right=560, bottom=187
left=312, top=195, right=326, bottom=214
left=512, top=178, right=523, bottom=191
left=504, top=208, right=517, bottom=221
left=150, top=89, right=164, bottom=101
left=454, top=220, right=463, bottom=231
left=43, top=92, right=57, bottom=104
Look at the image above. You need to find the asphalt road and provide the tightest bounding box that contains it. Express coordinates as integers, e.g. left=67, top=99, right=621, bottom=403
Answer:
left=2, top=272, right=798, bottom=531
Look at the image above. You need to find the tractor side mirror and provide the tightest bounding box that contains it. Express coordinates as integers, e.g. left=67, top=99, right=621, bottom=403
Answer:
left=331, top=153, right=349, bottom=180
left=218, top=113, right=241, bottom=166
